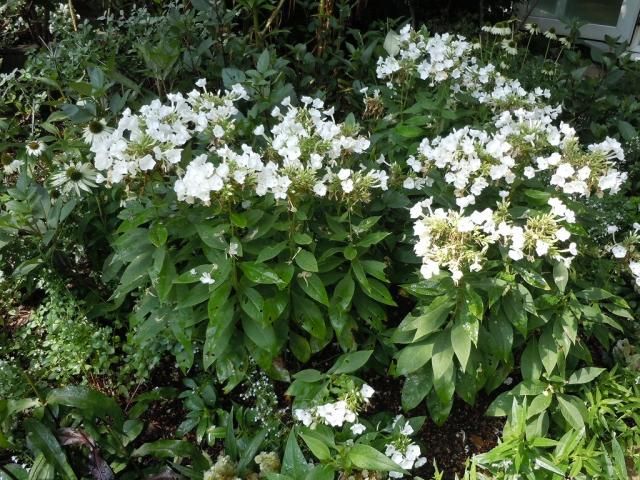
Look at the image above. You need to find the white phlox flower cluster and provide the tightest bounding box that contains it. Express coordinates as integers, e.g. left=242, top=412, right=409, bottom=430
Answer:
left=87, top=80, right=247, bottom=184
left=293, top=383, right=374, bottom=429
left=88, top=87, right=388, bottom=206
left=411, top=197, right=578, bottom=282
left=385, top=418, right=427, bottom=478
left=263, top=97, right=387, bottom=202
left=376, top=26, right=551, bottom=112
left=414, top=114, right=626, bottom=206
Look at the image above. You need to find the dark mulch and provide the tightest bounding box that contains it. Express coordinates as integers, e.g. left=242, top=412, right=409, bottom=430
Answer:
left=416, top=395, right=505, bottom=479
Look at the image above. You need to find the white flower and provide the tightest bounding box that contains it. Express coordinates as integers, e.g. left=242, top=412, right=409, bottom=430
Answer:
left=293, top=409, right=313, bottom=427
left=607, top=225, right=619, bottom=234
left=228, top=241, right=239, bottom=256
left=195, top=78, right=207, bottom=88
left=313, top=182, right=327, bottom=197
left=350, top=423, right=366, bottom=435
left=555, top=227, right=571, bottom=242
left=338, top=168, right=351, bottom=180
left=611, top=244, right=627, bottom=259
left=25, top=140, right=45, bottom=156
left=400, top=424, right=414, bottom=436
left=83, top=119, right=113, bottom=144
left=212, top=125, right=225, bottom=138
left=341, top=178, right=354, bottom=193
left=138, top=154, right=156, bottom=171
left=360, top=384, right=375, bottom=400
left=420, top=260, right=440, bottom=279
left=535, top=240, right=550, bottom=256
left=200, top=272, right=215, bottom=284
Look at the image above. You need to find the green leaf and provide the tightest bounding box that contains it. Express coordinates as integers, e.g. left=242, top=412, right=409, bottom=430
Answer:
left=359, top=277, right=396, bottom=306
left=225, top=408, right=238, bottom=459
left=521, top=339, right=543, bottom=381
left=256, top=241, right=288, bottom=263
left=514, top=266, right=550, bottom=290
left=431, top=330, right=455, bottom=405
left=242, top=315, right=277, bottom=353
left=356, top=231, right=389, bottom=247
left=282, top=430, right=309, bottom=478
left=304, top=466, right=335, bottom=480
left=396, top=338, right=435, bottom=376
left=464, top=286, right=484, bottom=319
left=257, top=49, right=271, bottom=73
left=534, top=457, right=565, bottom=476
left=451, top=323, right=471, bottom=372
left=295, top=249, right=319, bottom=272
left=132, top=440, right=208, bottom=471
left=566, top=367, right=605, bottom=385
left=300, top=433, right=331, bottom=461
left=557, top=394, right=585, bottom=431
left=290, top=333, right=312, bottom=363
left=24, top=420, right=77, bottom=480
left=47, top=387, right=123, bottom=424
left=344, top=245, right=358, bottom=260
left=538, top=327, right=558, bottom=375
left=348, top=444, right=407, bottom=473
left=293, top=294, right=326, bottom=340
left=401, top=368, right=433, bottom=411
left=527, top=393, right=552, bottom=419
left=328, top=350, right=372, bottom=374
left=240, top=262, right=286, bottom=287
left=240, top=287, right=264, bottom=323
left=503, top=290, right=527, bottom=336
left=297, top=273, right=329, bottom=306
left=413, top=297, right=455, bottom=340
left=332, top=273, right=355, bottom=311
left=149, top=223, right=168, bottom=247
left=617, top=120, right=637, bottom=141
left=238, top=429, right=267, bottom=472
left=553, top=261, right=568, bottom=293
left=576, top=288, right=613, bottom=301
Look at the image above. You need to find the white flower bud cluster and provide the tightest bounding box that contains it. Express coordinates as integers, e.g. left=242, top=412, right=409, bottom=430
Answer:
left=293, top=384, right=374, bottom=429
left=88, top=80, right=247, bottom=184
left=385, top=418, right=427, bottom=478
left=411, top=197, right=578, bottom=282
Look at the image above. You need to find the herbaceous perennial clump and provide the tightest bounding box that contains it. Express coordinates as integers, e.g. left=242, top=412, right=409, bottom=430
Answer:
left=375, top=25, right=628, bottom=283
left=73, top=24, right=637, bottom=478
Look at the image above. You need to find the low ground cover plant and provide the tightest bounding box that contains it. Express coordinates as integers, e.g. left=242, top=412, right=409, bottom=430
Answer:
left=1, top=1, right=639, bottom=479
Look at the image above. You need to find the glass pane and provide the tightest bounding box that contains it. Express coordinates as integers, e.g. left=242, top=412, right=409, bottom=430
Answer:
left=564, top=0, right=623, bottom=26
left=533, top=0, right=559, bottom=17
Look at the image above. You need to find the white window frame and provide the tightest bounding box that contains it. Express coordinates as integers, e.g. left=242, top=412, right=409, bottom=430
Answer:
left=522, top=0, right=640, bottom=43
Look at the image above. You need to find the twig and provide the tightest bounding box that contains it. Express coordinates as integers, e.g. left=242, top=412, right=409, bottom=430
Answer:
left=67, top=0, right=78, bottom=32
left=260, top=0, right=288, bottom=37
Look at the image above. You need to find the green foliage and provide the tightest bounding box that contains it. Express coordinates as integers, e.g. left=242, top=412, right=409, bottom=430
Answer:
left=1, top=3, right=640, bottom=480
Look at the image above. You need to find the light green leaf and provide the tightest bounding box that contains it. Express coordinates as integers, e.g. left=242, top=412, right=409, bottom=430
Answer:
left=553, top=261, right=568, bottom=293
left=329, top=350, right=372, bottom=374
left=566, top=367, right=605, bottom=385
left=451, top=323, right=471, bottom=372
left=295, top=249, right=319, bottom=272
left=348, top=444, right=407, bottom=473
left=557, top=394, right=585, bottom=431
left=297, top=273, right=329, bottom=306
left=300, top=433, right=331, bottom=461
left=538, top=327, right=558, bottom=375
